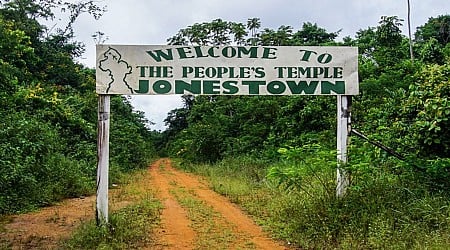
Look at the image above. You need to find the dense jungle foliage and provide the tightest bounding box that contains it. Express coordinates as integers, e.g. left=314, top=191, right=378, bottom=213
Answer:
left=0, top=0, right=156, bottom=214
left=161, top=15, right=450, bottom=248
left=1, top=0, right=450, bottom=247
left=162, top=15, right=450, bottom=186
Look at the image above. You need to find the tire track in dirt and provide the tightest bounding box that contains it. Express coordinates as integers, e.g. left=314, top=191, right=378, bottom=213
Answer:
left=150, top=158, right=287, bottom=250
left=148, top=158, right=196, bottom=249
left=1, top=166, right=152, bottom=249
left=0, top=196, right=96, bottom=249
left=1, top=158, right=288, bottom=249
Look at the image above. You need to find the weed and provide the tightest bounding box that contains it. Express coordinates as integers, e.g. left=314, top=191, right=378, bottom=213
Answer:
left=44, top=211, right=62, bottom=224
left=63, top=198, right=162, bottom=249
left=0, top=216, right=12, bottom=249
left=0, top=215, right=12, bottom=233
left=62, top=170, right=162, bottom=249
left=178, top=153, right=450, bottom=249
left=170, top=186, right=255, bottom=249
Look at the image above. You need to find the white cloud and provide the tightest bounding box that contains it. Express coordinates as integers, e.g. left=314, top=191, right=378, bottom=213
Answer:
left=131, top=95, right=184, bottom=131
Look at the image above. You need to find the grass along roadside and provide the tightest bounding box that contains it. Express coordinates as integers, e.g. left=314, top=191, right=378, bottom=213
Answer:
left=169, top=182, right=257, bottom=249
left=174, top=158, right=294, bottom=243
left=174, top=156, right=450, bottom=249
left=62, top=168, right=163, bottom=249
left=63, top=198, right=161, bottom=249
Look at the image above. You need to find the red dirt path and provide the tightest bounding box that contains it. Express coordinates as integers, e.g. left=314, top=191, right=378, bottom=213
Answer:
left=1, top=158, right=288, bottom=249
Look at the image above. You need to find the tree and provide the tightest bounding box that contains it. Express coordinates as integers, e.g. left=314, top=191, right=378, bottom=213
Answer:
left=415, top=15, right=450, bottom=46
left=414, top=15, right=450, bottom=64
left=373, top=16, right=408, bottom=67
left=259, top=25, right=293, bottom=46
left=164, top=18, right=342, bottom=162
left=403, top=64, right=450, bottom=158
left=168, top=19, right=247, bottom=46
left=0, top=0, right=155, bottom=214
left=164, top=108, right=189, bottom=137
left=292, top=22, right=340, bottom=45
left=231, top=22, right=247, bottom=45
left=246, top=17, right=260, bottom=45
left=208, top=18, right=232, bottom=45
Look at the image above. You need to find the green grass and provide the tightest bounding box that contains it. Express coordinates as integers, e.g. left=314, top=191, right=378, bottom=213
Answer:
left=63, top=168, right=162, bottom=249
left=0, top=215, right=12, bottom=249
left=170, top=185, right=256, bottom=249
left=174, top=155, right=450, bottom=249
left=62, top=198, right=162, bottom=249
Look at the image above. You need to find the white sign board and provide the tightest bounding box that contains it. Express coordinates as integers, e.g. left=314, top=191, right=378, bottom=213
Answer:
left=96, top=45, right=358, bottom=95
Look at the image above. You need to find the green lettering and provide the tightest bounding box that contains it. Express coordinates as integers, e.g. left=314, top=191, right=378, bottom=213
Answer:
left=334, top=67, right=343, bottom=78
left=153, top=80, right=172, bottom=94
left=148, top=66, right=162, bottom=77
left=313, top=67, right=324, bottom=78
left=223, top=81, right=239, bottom=94
left=274, top=67, right=286, bottom=78
left=242, top=81, right=265, bottom=94
left=222, top=47, right=237, bottom=58
left=286, top=80, right=318, bottom=94
left=137, top=66, right=147, bottom=77
left=287, top=67, right=297, bottom=78
left=298, top=67, right=312, bottom=78
left=208, top=47, right=220, bottom=58
left=146, top=49, right=173, bottom=62
left=217, top=67, right=228, bottom=78
left=267, top=81, right=286, bottom=94
left=182, top=66, right=194, bottom=78
left=205, top=67, right=217, bottom=78
left=203, top=80, right=221, bottom=94
left=237, top=46, right=258, bottom=58
left=254, top=67, right=265, bottom=78
left=298, top=49, right=317, bottom=62
left=323, top=67, right=333, bottom=78
left=194, top=46, right=208, bottom=58
left=135, top=80, right=149, bottom=94
left=163, top=66, right=173, bottom=78
left=175, top=80, right=201, bottom=94
left=318, top=53, right=332, bottom=64
left=240, top=67, right=251, bottom=78
left=194, top=67, right=205, bottom=78
left=176, top=47, right=195, bottom=59
left=321, top=81, right=345, bottom=94
left=262, top=47, right=277, bottom=59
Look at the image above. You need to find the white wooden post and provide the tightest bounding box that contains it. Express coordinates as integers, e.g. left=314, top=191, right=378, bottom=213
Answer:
left=97, top=94, right=110, bottom=224
left=337, top=95, right=351, bottom=197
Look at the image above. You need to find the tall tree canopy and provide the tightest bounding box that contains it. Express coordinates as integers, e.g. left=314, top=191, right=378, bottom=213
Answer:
left=0, top=0, right=156, bottom=214
left=162, top=15, right=450, bottom=190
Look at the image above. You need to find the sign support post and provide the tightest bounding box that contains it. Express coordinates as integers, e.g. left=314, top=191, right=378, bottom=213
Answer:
left=96, top=94, right=110, bottom=224
left=336, top=95, right=351, bottom=197
left=95, top=45, right=359, bottom=219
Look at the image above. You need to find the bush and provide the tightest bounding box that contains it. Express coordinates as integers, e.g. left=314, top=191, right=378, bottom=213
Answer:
left=185, top=146, right=450, bottom=249
left=64, top=199, right=162, bottom=249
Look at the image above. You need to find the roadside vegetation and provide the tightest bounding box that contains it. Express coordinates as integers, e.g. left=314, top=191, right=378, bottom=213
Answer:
left=170, top=185, right=251, bottom=249
left=1, top=0, right=450, bottom=249
left=176, top=151, right=450, bottom=249
left=62, top=169, right=162, bottom=249
left=64, top=199, right=161, bottom=249
left=164, top=15, right=450, bottom=249
left=0, top=0, right=156, bottom=214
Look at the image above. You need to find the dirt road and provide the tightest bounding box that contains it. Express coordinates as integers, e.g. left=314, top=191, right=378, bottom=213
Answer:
left=149, top=158, right=287, bottom=249
left=1, top=158, right=287, bottom=249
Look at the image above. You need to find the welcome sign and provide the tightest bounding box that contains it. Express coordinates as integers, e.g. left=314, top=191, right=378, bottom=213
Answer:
left=96, top=45, right=358, bottom=95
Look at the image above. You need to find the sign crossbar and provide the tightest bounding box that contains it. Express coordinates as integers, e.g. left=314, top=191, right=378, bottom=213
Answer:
left=95, top=45, right=358, bottom=223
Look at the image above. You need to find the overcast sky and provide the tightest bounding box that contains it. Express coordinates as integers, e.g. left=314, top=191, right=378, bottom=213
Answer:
left=66, top=0, right=449, bottom=130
